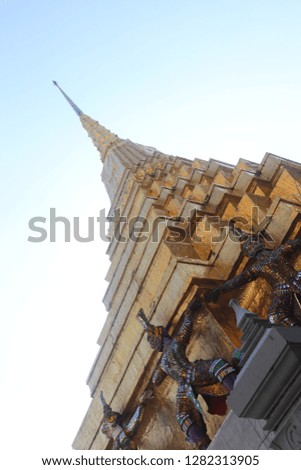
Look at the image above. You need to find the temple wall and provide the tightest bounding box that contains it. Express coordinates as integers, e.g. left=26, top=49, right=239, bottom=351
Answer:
left=73, top=151, right=301, bottom=450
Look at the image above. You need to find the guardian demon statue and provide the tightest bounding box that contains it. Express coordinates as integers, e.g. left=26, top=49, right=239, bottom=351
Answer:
left=100, top=390, right=152, bottom=449
left=206, top=237, right=301, bottom=326
left=137, top=295, right=237, bottom=449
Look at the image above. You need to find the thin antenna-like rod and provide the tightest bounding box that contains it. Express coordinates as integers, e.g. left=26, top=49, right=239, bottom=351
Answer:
left=53, top=80, right=83, bottom=116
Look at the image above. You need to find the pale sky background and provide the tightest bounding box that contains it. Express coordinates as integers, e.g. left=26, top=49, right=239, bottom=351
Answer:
left=1, top=0, right=301, bottom=466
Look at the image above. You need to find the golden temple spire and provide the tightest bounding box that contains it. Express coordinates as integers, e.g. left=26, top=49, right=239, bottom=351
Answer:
left=79, top=114, right=121, bottom=162
left=53, top=81, right=122, bottom=161
left=53, top=81, right=167, bottom=203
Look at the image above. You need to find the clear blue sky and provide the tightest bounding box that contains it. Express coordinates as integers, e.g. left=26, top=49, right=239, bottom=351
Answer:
left=1, top=0, right=301, bottom=465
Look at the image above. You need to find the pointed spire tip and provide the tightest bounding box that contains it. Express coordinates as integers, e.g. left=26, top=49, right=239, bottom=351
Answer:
left=52, top=80, right=83, bottom=116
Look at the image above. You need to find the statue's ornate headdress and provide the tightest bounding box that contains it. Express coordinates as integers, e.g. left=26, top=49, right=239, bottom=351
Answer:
left=136, top=309, right=169, bottom=352
left=241, top=236, right=265, bottom=258
left=228, top=223, right=267, bottom=258
left=100, top=392, right=122, bottom=427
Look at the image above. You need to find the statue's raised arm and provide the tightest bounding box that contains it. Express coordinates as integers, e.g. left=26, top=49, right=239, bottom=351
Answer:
left=175, top=293, right=203, bottom=346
